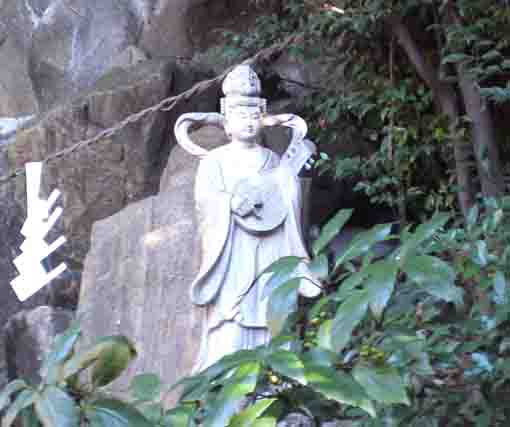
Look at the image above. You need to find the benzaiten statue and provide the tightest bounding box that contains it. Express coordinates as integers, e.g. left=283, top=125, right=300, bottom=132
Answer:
left=174, top=64, right=321, bottom=372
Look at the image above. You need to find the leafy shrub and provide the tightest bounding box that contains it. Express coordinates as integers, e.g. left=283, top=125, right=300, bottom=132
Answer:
left=2, top=198, right=509, bottom=426
left=0, top=324, right=167, bottom=427
left=170, top=198, right=510, bottom=426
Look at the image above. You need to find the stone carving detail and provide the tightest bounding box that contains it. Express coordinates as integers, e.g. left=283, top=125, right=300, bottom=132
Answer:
left=174, top=65, right=320, bottom=372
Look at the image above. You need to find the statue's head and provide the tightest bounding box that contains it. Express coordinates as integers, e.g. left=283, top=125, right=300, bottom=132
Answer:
left=221, top=65, right=267, bottom=142
left=174, top=65, right=308, bottom=157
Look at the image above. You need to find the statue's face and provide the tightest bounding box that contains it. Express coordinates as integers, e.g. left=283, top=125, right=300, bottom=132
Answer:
left=226, top=105, right=263, bottom=142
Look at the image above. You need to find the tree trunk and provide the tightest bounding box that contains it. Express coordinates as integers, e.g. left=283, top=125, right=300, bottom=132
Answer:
left=456, top=72, right=506, bottom=197
left=447, top=8, right=507, bottom=198
left=389, top=18, right=476, bottom=219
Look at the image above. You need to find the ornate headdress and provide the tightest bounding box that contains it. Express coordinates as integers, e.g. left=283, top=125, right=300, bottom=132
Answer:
left=174, top=64, right=307, bottom=157
left=220, top=65, right=267, bottom=117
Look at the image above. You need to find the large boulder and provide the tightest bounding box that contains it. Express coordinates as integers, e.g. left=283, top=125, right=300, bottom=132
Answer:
left=29, top=0, right=142, bottom=111
left=78, top=123, right=307, bottom=403
left=0, top=335, right=5, bottom=389
left=0, top=58, right=220, bottom=391
left=4, top=306, right=73, bottom=385
left=78, top=127, right=228, bottom=404
left=0, top=143, right=51, bottom=389
left=0, top=0, right=39, bottom=116
left=8, top=59, right=180, bottom=269
left=139, top=0, right=280, bottom=59
left=24, top=0, right=280, bottom=112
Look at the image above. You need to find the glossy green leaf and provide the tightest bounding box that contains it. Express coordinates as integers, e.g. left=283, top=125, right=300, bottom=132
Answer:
left=317, top=319, right=333, bottom=351
left=175, top=374, right=211, bottom=403
left=397, top=213, right=449, bottom=262
left=365, top=260, right=398, bottom=320
left=40, top=321, right=81, bottom=384
left=34, top=386, right=80, bottom=427
left=482, top=49, right=502, bottom=61
left=333, top=271, right=368, bottom=302
left=129, top=373, right=162, bottom=401
left=0, top=379, right=28, bottom=412
left=442, top=53, right=473, bottom=65
left=61, top=335, right=136, bottom=385
left=260, top=257, right=303, bottom=299
left=384, top=335, right=433, bottom=376
left=466, top=205, right=479, bottom=232
left=473, top=240, right=489, bottom=266
left=229, top=399, right=276, bottom=427
left=309, top=254, right=329, bottom=280
left=162, top=406, right=194, bottom=427
left=333, top=224, right=392, bottom=271
left=206, top=350, right=261, bottom=380
left=404, top=255, right=462, bottom=304
left=304, top=364, right=375, bottom=417
left=301, top=348, right=337, bottom=368
left=2, top=389, right=37, bottom=427
left=266, top=350, right=306, bottom=385
left=137, top=403, right=163, bottom=424
left=353, top=365, right=410, bottom=405
left=204, top=362, right=260, bottom=427
left=176, top=349, right=261, bottom=402
left=251, top=418, right=276, bottom=427
left=91, top=336, right=137, bottom=387
left=84, top=399, right=152, bottom=427
left=250, top=419, right=276, bottom=427
left=404, top=255, right=455, bottom=286
left=331, top=291, right=369, bottom=352
left=493, top=271, right=508, bottom=305
left=267, top=278, right=300, bottom=336
left=312, top=209, right=353, bottom=256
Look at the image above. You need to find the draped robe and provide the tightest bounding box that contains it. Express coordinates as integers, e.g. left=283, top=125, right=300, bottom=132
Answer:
left=191, top=143, right=316, bottom=372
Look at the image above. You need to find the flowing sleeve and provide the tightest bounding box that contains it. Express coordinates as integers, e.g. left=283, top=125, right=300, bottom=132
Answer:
left=190, top=156, right=233, bottom=305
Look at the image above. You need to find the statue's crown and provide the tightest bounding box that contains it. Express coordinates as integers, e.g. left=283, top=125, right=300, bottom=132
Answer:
left=221, top=65, right=267, bottom=115
left=222, top=65, right=261, bottom=97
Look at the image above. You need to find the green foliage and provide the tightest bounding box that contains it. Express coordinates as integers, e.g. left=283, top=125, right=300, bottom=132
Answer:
left=221, top=0, right=510, bottom=221
left=0, top=327, right=144, bottom=427
left=441, top=0, right=510, bottom=103
left=2, top=200, right=509, bottom=426
left=2, top=4, right=509, bottom=425
left=166, top=199, right=510, bottom=426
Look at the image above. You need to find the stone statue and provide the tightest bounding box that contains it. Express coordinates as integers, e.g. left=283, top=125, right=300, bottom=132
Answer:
left=174, top=65, right=321, bottom=373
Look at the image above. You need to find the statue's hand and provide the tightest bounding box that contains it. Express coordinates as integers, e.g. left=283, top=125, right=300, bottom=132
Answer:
left=231, top=194, right=254, bottom=217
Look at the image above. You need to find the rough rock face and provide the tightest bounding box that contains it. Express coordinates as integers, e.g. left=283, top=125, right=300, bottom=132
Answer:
left=78, top=127, right=228, bottom=404
left=78, top=124, right=302, bottom=403
left=0, top=333, right=6, bottom=389
left=0, top=57, right=220, bottom=390
left=4, top=306, right=73, bottom=385
left=0, top=0, right=39, bottom=116
left=29, top=0, right=142, bottom=112
left=9, top=59, right=177, bottom=268
left=0, top=0, right=280, bottom=115
left=0, top=143, right=51, bottom=386
left=139, top=0, right=279, bottom=58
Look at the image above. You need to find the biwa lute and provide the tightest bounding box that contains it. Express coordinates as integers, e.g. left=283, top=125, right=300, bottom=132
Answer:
left=233, top=138, right=316, bottom=234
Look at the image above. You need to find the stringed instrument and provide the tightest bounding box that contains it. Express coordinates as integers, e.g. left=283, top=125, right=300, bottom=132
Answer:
left=233, top=138, right=316, bottom=234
